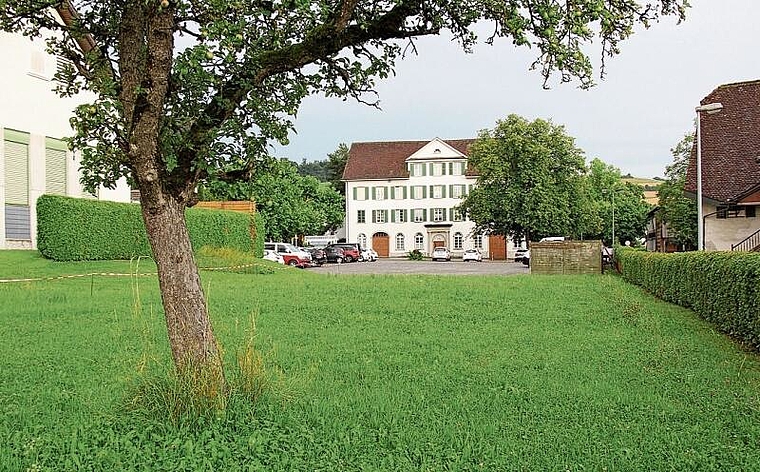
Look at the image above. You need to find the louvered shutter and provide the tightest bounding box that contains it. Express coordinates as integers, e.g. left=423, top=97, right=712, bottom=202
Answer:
left=45, top=139, right=67, bottom=196
left=4, top=140, right=29, bottom=205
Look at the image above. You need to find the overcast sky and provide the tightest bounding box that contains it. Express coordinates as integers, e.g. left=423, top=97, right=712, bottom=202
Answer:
left=274, top=0, right=759, bottom=179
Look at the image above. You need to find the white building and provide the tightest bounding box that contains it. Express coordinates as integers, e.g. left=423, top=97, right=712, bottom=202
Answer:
left=1, top=31, right=130, bottom=249
left=343, top=138, right=512, bottom=259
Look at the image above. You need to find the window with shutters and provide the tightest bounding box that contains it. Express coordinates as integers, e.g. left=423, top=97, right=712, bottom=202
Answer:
left=413, top=208, right=425, bottom=223
left=410, top=163, right=424, bottom=176
left=451, top=162, right=464, bottom=176
left=432, top=185, right=444, bottom=199
left=451, top=185, right=463, bottom=198
left=375, top=186, right=386, bottom=200
left=4, top=130, right=31, bottom=240
left=433, top=208, right=445, bottom=222
left=452, top=208, right=463, bottom=222
left=355, top=187, right=367, bottom=200
left=393, top=186, right=405, bottom=200
left=373, top=210, right=386, bottom=223
left=412, top=186, right=424, bottom=199
left=432, top=162, right=443, bottom=176
left=393, top=209, right=406, bottom=223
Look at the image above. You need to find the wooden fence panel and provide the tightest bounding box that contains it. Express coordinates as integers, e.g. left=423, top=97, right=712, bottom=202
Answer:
left=195, top=201, right=256, bottom=214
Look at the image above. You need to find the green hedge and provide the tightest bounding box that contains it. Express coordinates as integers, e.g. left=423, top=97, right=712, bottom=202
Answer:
left=617, top=248, right=760, bottom=350
left=37, top=195, right=264, bottom=261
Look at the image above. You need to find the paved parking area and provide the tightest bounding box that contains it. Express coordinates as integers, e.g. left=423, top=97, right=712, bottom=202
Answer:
left=307, top=258, right=529, bottom=276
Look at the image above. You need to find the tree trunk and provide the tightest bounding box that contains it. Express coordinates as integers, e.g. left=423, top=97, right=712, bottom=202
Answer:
left=140, top=191, right=224, bottom=385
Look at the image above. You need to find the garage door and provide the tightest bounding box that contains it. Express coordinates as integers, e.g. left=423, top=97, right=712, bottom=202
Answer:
left=373, top=232, right=389, bottom=257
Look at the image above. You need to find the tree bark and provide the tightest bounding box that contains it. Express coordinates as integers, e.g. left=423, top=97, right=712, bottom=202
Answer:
left=140, top=192, right=223, bottom=379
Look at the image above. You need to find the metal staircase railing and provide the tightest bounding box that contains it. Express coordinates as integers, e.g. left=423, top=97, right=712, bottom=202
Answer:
left=731, top=227, right=760, bottom=252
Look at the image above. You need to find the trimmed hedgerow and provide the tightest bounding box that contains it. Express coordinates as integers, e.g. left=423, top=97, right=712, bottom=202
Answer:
left=37, top=195, right=263, bottom=261
left=617, top=248, right=760, bottom=350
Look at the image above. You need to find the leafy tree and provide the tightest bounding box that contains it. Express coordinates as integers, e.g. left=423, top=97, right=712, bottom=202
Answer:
left=459, top=115, right=588, bottom=242
left=297, top=158, right=329, bottom=181
left=658, top=133, right=697, bottom=249
left=326, top=143, right=350, bottom=195
left=0, top=1, right=689, bottom=381
left=200, top=159, right=344, bottom=241
left=584, top=158, right=651, bottom=245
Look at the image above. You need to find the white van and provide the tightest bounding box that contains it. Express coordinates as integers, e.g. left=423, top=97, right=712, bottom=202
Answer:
left=539, top=236, right=566, bottom=242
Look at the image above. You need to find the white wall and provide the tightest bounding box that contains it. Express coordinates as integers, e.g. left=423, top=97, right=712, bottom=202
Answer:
left=1, top=32, right=130, bottom=250
left=703, top=202, right=760, bottom=251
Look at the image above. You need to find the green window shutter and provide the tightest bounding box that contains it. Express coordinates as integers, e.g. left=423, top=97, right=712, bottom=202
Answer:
left=421, top=163, right=426, bottom=176
left=429, top=185, right=434, bottom=198
left=422, top=186, right=427, bottom=199
left=422, top=209, right=427, bottom=222
left=372, top=211, right=376, bottom=223
left=353, top=187, right=357, bottom=200
left=448, top=162, right=453, bottom=175
left=403, top=186, right=408, bottom=199
left=461, top=184, right=467, bottom=196
left=384, top=210, right=389, bottom=223
left=390, top=209, right=396, bottom=223
left=371, top=187, right=376, bottom=200
left=442, top=186, right=447, bottom=198
left=4, top=140, right=29, bottom=204
left=450, top=208, right=454, bottom=221
left=404, top=209, right=409, bottom=222
left=390, top=186, right=395, bottom=199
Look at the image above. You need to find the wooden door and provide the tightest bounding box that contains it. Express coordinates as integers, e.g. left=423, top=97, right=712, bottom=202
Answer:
left=373, top=233, right=389, bottom=257
left=489, top=234, right=507, bottom=260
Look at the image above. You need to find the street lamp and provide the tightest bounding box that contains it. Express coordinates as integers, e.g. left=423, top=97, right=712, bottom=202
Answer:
left=695, top=102, right=723, bottom=251
left=603, top=188, right=623, bottom=246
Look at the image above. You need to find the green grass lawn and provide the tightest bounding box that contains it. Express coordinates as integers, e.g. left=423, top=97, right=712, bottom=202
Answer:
left=1, top=250, right=759, bottom=471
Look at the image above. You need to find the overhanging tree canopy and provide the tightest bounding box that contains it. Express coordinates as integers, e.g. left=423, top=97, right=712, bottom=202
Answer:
left=0, top=0, right=690, bottom=380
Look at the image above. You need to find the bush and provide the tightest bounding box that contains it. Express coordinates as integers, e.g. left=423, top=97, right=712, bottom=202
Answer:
left=617, top=248, right=760, bottom=350
left=37, top=195, right=264, bottom=261
left=407, top=249, right=424, bottom=261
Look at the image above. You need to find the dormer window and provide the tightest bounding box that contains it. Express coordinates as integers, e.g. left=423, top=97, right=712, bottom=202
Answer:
left=434, top=148, right=441, bottom=153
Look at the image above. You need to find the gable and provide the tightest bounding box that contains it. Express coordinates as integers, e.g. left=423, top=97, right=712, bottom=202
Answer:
left=343, top=139, right=474, bottom=181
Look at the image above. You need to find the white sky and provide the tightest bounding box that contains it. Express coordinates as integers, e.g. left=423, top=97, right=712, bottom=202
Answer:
left=274, top=0, right=760, bottom=179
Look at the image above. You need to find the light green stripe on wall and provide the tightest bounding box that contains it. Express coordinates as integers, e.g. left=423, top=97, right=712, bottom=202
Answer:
left=4, top=129, right=30, bottom=144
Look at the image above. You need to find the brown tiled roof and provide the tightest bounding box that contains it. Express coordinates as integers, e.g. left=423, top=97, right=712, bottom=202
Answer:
left=685, top=80, right=760, bottom=202
left=343, top=139, right=475, bottom=181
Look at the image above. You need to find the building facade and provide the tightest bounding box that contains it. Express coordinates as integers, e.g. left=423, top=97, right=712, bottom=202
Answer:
left=343, top=138, right=507, bottom=258
left=1, top=31, right=130, bottom=249
left=685, top=79, right=760, bottom=251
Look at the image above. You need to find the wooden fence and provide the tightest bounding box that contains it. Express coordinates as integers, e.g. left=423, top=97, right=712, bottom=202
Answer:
left=530, top=240, right=602, bottom=275
left=195, top=201, right=256, bottom=214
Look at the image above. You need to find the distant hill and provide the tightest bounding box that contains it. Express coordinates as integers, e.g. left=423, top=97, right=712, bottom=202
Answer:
left=622, top=177, right=661, bottom=205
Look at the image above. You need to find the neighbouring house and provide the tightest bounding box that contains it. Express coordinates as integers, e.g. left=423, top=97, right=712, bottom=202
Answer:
left=342, top=138, right=512, bottom=259
left=685, top=79, right=760, bottom=252
left=0, top=31, right=130, bottom=250
left=645, top=206, right=684, bottom=253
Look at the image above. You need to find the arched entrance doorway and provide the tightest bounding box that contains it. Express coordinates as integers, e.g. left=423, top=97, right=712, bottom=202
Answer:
left=432, top=234, right=447, bottom=249
left=372, top=232, right=390, bottom=257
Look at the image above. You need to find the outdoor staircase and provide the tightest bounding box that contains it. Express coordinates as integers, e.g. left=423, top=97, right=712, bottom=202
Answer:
left=731, top=228, right=760, bottom=252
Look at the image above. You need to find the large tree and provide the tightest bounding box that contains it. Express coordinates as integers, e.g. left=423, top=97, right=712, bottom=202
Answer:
left=200, top=159, right=344, bottom=241
left=459, top=114, right=589, bottom=242
left=0, top=0, right=689, bottom=380
left=657, top=132, right=697, bottom=249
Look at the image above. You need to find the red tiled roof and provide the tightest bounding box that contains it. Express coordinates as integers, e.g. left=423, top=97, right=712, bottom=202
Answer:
left=343, top=139, right=475, bottom=181
left=685, top=80, right=760, bottom=202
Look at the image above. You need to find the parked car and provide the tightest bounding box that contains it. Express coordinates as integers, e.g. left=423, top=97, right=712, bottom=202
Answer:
left=262, top=249, right=284, bottom=264
left=323, top=246, right=345, bottom=263
left=328, top=243, right=362, bottom=263
left=522, top=249, right=530, bottom=266
left=514, top=248, right=529, bottom=262
left=462, top=248, right=482, bottom=262
left=539, top=236, right=565, bottom=242
left=308, top=247, right=327, bottom=266
left=263, top=242, right=312, bottom=267
left=431, top=246, right=451, bottom=262
left=361, top=248, right=378, bottom=262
